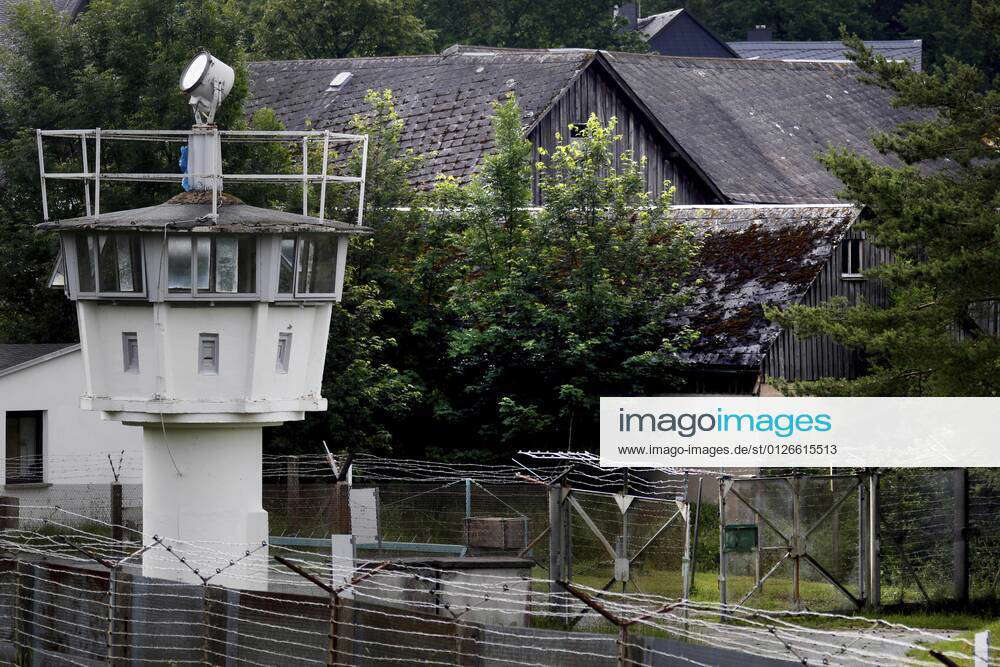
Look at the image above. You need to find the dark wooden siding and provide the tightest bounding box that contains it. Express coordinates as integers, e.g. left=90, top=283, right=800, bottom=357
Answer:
left=526, top=66, right=717, bottom=205
left=648, top=14, right=735, bottom=58
left=764, top=229, right=891, bottom=382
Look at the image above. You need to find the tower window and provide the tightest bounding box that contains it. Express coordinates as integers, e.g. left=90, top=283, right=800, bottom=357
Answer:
left=198, top=333, right=219, bottom=375
left=168, top=235, right=257, bottom=295
left=276, top=332, right=292, bottom=373
left=122, top=332, right=139, bottom=373
left=841, top=238, right=864, bottom=278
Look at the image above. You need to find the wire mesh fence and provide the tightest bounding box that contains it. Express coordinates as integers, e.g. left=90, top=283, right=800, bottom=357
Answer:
left=720, top=473, right=865, bottom=612
left=5, top=454, right=1000, bottom=611
left=0, top=457, right=999, bottom=664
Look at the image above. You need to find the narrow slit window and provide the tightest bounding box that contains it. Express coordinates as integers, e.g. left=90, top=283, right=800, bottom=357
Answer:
left=276, top=332, right=292, bottom=373
left=841, top=238, right=864, bottom=277
left=198, top=333, right=219, bottom=375
left=122, top=332, right=139, bottom=373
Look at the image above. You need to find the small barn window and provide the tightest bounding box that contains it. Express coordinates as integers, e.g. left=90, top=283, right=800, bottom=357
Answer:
left=841, top=238, right=864, bottom=278
left=122, top=332, right=139, bottom=373
left=568, top=122, right=587, bottom=142
left=198, top=333, right=219, bottom=375
left=276, top=332, right=292, bottom=373
left=4, top=411, right=43, bottom=484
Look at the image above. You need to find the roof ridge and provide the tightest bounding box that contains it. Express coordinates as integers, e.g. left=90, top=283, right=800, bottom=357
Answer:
left=600, top=50, right=856, bottom=69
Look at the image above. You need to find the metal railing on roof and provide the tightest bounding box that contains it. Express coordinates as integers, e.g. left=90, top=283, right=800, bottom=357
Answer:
left=36, top=128, right=369, bottom=226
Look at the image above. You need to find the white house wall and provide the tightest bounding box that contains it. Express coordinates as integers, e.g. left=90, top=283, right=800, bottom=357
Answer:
left=0, top=348, right=142, bottom=524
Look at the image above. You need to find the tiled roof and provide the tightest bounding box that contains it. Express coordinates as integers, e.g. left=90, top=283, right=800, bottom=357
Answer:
left=635, top=9, right=683, bottom=38
left=249, top=48, right=917, bottom=205
left=0, top=343, right=77, bottom=373
left=248, top=50, right=591, bottom=190
left=729, top=40, right=923, bottom=71
left=603, top=51, right=918, bottom=204
left=675, top=204, right=859, bottom=368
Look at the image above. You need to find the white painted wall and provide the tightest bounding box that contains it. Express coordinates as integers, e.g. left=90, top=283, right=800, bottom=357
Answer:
left=0, top=348, right=142, bottom=521
left=77, top=301, right=332, bottom=423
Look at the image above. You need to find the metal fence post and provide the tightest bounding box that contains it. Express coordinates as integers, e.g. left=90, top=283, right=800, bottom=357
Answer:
left=111, top=482, right=124, bottom=557
left=868, top=470, right=881, bottom=608
left=680, top=473, right=692, bottom=599
left=791, top=475, right=802, bottom=610
left=548, top=483, right=565, bottom=618
left=952, top=468, right=969, bottom=603
left=858, top=473, right=868, bottom=605
left=974, top=630, right=990, bottom=667
left=465, top=478, right=472, bottom=520
left=718, top=477, right=728, bottom=611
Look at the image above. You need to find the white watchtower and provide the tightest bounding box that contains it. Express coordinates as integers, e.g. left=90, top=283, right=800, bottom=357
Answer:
left=37, top=52, right=370, bottom=587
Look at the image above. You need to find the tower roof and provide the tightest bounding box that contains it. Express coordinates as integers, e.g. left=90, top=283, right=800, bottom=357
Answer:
left=37, top=192, right=372, bottom=235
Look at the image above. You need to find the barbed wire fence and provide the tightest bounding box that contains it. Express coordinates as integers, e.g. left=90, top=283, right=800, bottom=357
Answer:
left=1, top=452, right=999, bottom=664
left=0, top=505, right=995, bottom=666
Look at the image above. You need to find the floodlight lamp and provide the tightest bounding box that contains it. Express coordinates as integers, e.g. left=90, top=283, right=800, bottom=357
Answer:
left=179, top=50, right=235, bottom=125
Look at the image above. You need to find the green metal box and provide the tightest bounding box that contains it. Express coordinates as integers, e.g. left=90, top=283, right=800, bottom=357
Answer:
left=724, top=524, right=758, bottom=553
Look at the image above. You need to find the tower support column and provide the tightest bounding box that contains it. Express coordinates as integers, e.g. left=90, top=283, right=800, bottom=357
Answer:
left=141, top=425, right=268, bottom=590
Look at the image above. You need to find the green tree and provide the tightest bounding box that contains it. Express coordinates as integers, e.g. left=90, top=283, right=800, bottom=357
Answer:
left=897, top=0, right=1000, bottom=77
left=426, top=96, right=697, bottom=452
left=249, top=0, right=435, bottom=60
left=269, top=90, right=431, bottom=454
left=0, top=0, right=253, bottom=342
left=417, top=0, right=648, bottom=51
left=767, top=27, right=1000, bottom=396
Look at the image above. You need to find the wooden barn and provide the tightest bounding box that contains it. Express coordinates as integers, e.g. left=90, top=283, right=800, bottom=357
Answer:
left=248, top=48, right=908, bottom=392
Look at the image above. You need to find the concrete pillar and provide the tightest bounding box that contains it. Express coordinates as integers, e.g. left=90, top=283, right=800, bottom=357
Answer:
left=141, top=425, right=267, bottom=589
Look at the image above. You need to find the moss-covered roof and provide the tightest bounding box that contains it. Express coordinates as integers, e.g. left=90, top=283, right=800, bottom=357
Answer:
left=675, top=204, right=860, bottom=369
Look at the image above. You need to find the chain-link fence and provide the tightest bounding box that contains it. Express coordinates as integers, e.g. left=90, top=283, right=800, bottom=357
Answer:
left=880, top=467, right=1000, bottom=605
left=720, top=472, right=865, bottom=612
left=7, top=456, right=1000, bottom=613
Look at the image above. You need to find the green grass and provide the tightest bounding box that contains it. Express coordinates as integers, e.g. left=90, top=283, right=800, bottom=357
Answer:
left=906, top=618, right=1000, bottom=665
left=532, top=565, right=997, bottom=634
